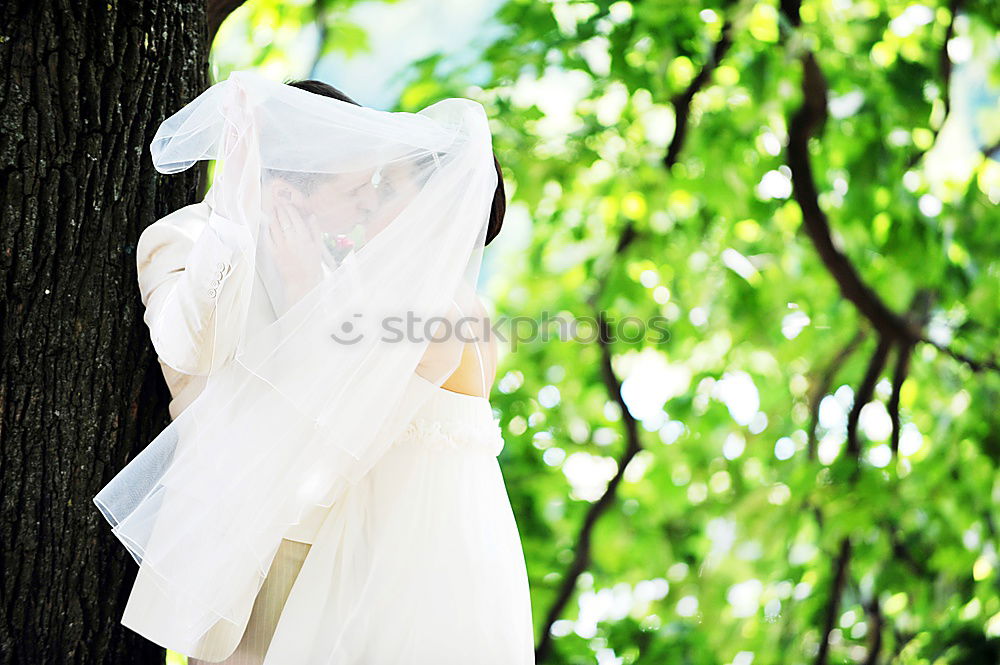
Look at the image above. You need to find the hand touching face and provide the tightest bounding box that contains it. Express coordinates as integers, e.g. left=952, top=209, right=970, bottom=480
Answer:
left=265, top=200, right=324, bottom=306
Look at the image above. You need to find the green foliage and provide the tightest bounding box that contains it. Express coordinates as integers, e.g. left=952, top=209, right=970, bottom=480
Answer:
left=209, top=0, right=1000, bottom=662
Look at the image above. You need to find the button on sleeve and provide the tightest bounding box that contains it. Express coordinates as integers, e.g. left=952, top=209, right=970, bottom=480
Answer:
left=136, top=202, right=252, bottom=376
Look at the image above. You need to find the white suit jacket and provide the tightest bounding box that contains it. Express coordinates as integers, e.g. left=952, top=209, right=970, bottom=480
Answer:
left=122, top=189, right=327, bottom=660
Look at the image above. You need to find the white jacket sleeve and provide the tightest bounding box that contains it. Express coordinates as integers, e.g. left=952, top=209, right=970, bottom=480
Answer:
left=136, top=199, right=253, bottom=376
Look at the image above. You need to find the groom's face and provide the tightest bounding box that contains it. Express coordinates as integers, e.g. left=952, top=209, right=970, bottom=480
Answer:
left=307, top=169, right=380, bottom=235
left=304, top=159, right=426, bottom=243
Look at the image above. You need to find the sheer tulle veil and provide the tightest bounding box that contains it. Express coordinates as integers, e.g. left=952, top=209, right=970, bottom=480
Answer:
left=93, top=70, right=495, bottom=647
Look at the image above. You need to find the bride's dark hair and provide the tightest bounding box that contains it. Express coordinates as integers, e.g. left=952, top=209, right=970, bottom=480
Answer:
left=286, top=79, right=505, bottom=246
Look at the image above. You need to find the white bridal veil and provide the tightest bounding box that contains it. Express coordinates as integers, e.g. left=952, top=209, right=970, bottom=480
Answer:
left=93, top=71, right=495, bottom=643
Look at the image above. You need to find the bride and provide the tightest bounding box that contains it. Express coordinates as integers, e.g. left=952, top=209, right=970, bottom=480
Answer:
left=93, top=71, right=535, bottom=664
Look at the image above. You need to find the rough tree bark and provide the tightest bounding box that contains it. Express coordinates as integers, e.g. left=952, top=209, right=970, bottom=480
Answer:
left=0, top=1, right=209, bottom=663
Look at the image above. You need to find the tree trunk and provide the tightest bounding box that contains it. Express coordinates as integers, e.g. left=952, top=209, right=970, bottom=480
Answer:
left=0, top=1, right=208, bottom=662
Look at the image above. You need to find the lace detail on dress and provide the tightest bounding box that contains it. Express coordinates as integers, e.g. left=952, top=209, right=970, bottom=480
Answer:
left=396, top=416, right=505, bottom=456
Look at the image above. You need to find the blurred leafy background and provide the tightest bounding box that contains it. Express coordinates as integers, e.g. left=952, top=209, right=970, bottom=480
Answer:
left=178, top=0, right=1000, bottom=663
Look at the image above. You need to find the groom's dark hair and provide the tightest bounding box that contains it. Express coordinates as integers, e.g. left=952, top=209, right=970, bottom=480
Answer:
left=285, top=78, right=505, bottom=246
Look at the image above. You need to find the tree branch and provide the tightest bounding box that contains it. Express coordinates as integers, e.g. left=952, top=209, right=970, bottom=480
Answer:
left=888, top=341, right=911, bottom=456
left=888, top=291, right=933, bottom=455
left=862, top=594, right=884, bottom=665
left=784, top=33, right=997, bottom=373
left=808, top=329, right=866, bottom=460
left=534, top=309, right=644, bottom=662
left=984, top=140, right=1000, bottom=161
left=940, top=0, right=961, bottom=119
left=787, top=54, right=920, bottom=345
left=905, top=0, right=964, bottom=169
left=881, top=518, right=932, bottom=578
left=206, top=0, right=246, bottom=44
left=814, top=537, right=852, bottom=665
left=846, top=335, right=892, bottom=460
left=663, top=11, right=736, bottom=169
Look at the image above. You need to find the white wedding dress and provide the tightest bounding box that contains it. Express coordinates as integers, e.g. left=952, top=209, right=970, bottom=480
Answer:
left=190, top=377, right=535, bottom=664
left=126, top=196, right=535, bottom=664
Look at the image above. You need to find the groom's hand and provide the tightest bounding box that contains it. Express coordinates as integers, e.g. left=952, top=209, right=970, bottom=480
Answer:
left=266, top=202, right=324, bottom=306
